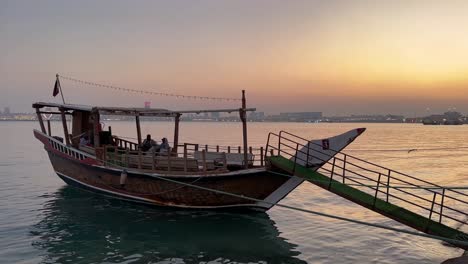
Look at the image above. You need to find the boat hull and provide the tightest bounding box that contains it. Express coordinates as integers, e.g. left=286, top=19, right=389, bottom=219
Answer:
left=35, top=130, right=301, bottom=210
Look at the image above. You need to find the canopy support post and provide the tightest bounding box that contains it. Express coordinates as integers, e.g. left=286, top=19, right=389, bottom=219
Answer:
left=135, top=114, right=142, bottom=146
left=60, top=108, right=70, bottom=145
left=240, top=90, right=249, bottom=169
left=92, top=110, right=100, bottom=147
left=47, top=120, right=51, bottom=136
left=173, top=113, right=181, bottom=154
left=35, top=107, right=46, bottom=134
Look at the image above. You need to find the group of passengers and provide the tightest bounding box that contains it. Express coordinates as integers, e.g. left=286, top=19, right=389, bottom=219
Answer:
left=140, top=134, right=170, bottom=154
left=79, top=133, right=170, bottom=154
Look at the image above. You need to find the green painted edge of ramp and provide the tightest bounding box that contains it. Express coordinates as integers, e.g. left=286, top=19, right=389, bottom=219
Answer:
left=269, top=155, right=468, bottom=244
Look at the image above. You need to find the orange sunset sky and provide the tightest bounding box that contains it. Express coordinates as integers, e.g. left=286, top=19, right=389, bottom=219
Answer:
left=1, top=0, right=468, bottom=116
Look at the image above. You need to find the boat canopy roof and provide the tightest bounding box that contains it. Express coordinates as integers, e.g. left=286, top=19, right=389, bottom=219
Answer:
left=32, top=102, right=256, bottom=117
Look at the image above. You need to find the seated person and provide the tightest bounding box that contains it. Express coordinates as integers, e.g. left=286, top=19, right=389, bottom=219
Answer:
left=79, top=134, right=90, bottom=146
left=148, top=140, right=160, bottom=153
left=159, top=137, right=170, bottom=154
left=141, top=134, right=156, bottom=151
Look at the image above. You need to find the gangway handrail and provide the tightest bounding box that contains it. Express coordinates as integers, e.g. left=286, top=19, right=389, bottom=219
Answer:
left=268, top=130, right=468, bottom=208
left=315, top=164, right=468, bottom=223
left=265, top=131, right=468, bottom=229
left=278, top=136, right=467, bottom=206
left=273, top=132, right=468, bottom=208
left=272, top=131, right=468, bottom=200
left=275, top=136, right=457, bottom=196
left=274, top=145, right=468, bottom=224
left=285, top=130, right=468, bottom=200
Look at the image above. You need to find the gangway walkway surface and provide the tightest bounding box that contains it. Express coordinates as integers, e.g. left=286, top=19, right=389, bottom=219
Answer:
left=265, top=131, right=468, bottom=249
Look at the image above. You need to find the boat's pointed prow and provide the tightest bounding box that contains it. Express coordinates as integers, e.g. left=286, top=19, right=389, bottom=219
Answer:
left=356, top=127, right=366, bottom=135
left=290, top=128, right=366, bottom=169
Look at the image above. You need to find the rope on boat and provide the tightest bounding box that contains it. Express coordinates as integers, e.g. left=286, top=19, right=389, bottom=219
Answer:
left=91, top=157, right=468, bottom=247
left=58, top=74, right=241, bottom=102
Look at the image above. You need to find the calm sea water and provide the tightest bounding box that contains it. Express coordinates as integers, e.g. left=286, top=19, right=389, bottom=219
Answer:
left=1, top=121, right=467, bottom=263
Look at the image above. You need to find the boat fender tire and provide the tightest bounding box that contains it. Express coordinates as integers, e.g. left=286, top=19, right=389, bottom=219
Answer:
left=120, top=169, right=127, bottom=188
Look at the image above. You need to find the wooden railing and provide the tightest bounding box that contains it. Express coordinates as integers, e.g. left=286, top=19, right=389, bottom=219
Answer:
left=111, top=137, right=265, bottom=167
left=179, top=143, right=265, bottom=166
left=102, top=145, right=230, bottom=173
left=47, top=136, right=95, bottom=161
left=113, top=136, right=140, bottom=151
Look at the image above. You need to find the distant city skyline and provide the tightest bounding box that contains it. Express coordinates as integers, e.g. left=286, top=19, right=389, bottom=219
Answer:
left=1, top=103, right=466, bottom=121
left=2, top=1, right=468, bottom=115
left=0, top=101, right=467, bottom=118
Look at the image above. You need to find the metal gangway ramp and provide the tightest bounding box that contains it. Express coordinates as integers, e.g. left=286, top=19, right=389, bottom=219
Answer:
left=265, top=131, right=468, bottom=249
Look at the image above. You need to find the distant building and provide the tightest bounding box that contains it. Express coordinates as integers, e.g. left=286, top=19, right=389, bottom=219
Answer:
left=3, top=107, right=10, bottom=115
left=248, top=111, right=265, bottom=121
left=405, top=117, right=422, bottom=123
left=211, top=112, right=220, bottom=119
left=144, top=101, right=151, bottom=109
left=422, top=111, right=463, bottom=125
left=322, top=114, right=405, bottom=123
left=444, top=111, right=462, bottom=120
left=279, top=112, right=322, bottom=122
left=384, top=115, right=405, bottom=122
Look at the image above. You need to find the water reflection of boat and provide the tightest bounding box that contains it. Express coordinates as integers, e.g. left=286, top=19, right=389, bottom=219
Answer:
left=31, top=187, right=306, bottom=263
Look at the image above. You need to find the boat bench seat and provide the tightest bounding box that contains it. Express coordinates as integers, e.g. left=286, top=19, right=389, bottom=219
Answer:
left=193, top=151, right=254, bottom=166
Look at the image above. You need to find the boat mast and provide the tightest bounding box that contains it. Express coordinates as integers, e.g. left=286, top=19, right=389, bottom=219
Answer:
left=56, top=74, right=66, bottom=104
left=241, top=90, right=249, bottom=169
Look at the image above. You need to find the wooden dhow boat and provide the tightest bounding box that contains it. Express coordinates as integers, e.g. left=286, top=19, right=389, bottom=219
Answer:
left=33, top=92, right=365, bottom=210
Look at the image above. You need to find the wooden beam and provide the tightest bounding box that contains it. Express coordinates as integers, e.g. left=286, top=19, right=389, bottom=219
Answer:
left=241, top=89, right=249, bottom=169
left=202, top=150, right=207, bottom=173
left=60, top=108, right=71, bottom=145
left=260, top=147, right=264, bottom=166
left=38, top=111, right=73, bottom=115
left=93, top=111, right=100, bottom=147
left=35, top=108, right=46, bottom=133
left=32, top=102, right=256, bottom=116
left=135, top=114, right=142, bottom=146
left=173, top=113, right=181, bottom=153
left=47, top=120, right=51, bottom=136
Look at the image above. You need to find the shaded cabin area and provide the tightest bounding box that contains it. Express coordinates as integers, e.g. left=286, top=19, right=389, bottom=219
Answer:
left=32, top=100, right=263, bottom=174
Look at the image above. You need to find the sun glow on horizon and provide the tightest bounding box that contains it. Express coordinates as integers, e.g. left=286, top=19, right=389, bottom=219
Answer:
left=2, top=0, right=468, bottom=114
